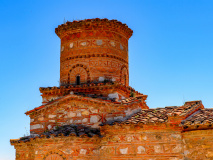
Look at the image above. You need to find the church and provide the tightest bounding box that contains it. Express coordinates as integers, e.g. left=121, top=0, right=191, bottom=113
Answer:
left=11, top=18, right=213, bottom=160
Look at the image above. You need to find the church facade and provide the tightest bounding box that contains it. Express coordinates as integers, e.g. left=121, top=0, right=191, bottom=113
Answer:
left=11, top=18, right=213, bottom=160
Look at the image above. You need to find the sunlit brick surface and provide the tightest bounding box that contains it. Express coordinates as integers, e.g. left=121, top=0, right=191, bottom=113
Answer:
left=11, top=19, right=213, bottom=160
left=55, top=18, right=132, bottom=86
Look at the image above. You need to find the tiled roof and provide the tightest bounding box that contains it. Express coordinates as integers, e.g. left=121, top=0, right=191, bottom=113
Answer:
left=39, top=82, right=143, bottom=96
left=10, top=125, right=101, bottom=144
left=101, top=101, right=203, bottom=125
left=73, top=92, right=147, bottom=104
left=181, top=109, right=213, bottom=128
left=123, top=108, right=175, bottom=125
left=122, top=101, right=203, bottom=125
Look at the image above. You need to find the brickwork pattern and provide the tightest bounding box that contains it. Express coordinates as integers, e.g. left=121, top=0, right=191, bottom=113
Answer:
left=12, top=125, right=184, bottom=160
left=39, top=82, right=143, bottom=104
left=56, top=19, right=132, bottom=86
left=183, top=130, right=213, bottom=160
left=10, top=18, right=213, bottom=160
left=29, top=95, right=145, bottom=134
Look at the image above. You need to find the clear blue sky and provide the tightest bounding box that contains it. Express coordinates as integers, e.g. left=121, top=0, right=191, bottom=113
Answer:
left=0, top=0, right=213, bottom=159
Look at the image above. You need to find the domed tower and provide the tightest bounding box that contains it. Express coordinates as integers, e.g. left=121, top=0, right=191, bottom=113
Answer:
left=55, top=18, right=133, bottom=86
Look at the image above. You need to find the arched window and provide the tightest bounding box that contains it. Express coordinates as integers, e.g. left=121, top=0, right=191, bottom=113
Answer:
left=124, top=75, right=127, bottom=86
left=76, top=75, right=80, bottom=85
left=120, top=66, right=129, bottom=86
left=68, top=65, right=90, bottom=84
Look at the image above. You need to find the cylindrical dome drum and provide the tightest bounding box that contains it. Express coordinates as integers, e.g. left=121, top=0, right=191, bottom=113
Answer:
left=55, top=18, right=133, bottom=86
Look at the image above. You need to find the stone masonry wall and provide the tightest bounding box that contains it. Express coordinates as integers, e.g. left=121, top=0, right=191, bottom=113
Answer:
left=183, top=129, right=213, bottom=160
left=29, top=98, right=142, bottom=134
left=13, top=124, right=186, bottom=160
left=14, top=136, right=102, bottom=160
left=101, top=125, right=184, bottom=160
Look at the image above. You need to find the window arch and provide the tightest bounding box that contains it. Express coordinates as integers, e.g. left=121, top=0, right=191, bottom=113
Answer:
left=68, top=64, right=90, bottom=84
left=43, top=150, right=66, bottom=160
left=120, top=66, right=129, bottom=86
left=45, top=154, right=63, bottom=160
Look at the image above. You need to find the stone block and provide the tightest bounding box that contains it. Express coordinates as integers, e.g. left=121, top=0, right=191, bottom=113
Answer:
left=74, top=120, right=82, bottom=123
left=80, top=149, right=87, bottom=155
left=90, top=115, right=101, bottom=123
left=99, top=76, right=104, bottom=82
left=154, top=145, right=163, bottom=153
left=31, top=124, right=43, bottom=130
left=47, top=125, right=52, bottom=130
left=108, top=93, right=119, bottom=99
left=77, top=112, right=82, bottom=117
left=137, top=146, right=145, bottom=154
left=120, top=147, right=128, bottom=154
left=48, top=115, right=56, bottom=118
left=82, top=110, right=89, bottom=116
left=106, top=117, right=113, bottom=121
left=82, top=118, right=88, bottom=123
left=90, top=109, right=98, bottom=113
left=114, top=116, right=123, bottom=120
left=38, top=116, right=44, bottom=121
left=68, top=112, right=76, bottom=118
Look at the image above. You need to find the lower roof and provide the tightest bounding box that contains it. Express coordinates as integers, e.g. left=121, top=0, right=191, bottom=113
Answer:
left=10, top=124, right=101, bottom=144
left=12, top=100, right=213, bottom=144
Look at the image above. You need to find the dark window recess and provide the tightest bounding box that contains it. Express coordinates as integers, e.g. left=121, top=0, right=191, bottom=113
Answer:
left=76, top=75, right=80, bottom=85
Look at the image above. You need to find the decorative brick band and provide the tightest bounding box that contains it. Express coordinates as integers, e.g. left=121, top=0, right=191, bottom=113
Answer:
left=61, top=53, right=128, bottom=64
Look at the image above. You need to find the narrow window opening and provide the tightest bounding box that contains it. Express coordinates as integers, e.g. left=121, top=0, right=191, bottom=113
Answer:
left=76, top=75, right=80, bottom=85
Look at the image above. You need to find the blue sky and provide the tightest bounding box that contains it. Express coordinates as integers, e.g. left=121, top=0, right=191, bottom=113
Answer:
left=0, top=0, right=213, bottom=159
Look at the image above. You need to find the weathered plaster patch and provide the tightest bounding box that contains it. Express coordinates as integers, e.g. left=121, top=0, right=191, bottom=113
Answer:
left=80, top=149, right=87, bottom=155
left=137, top=146, right=145, bottom=154
left=120, top=148, right=128, bottom=154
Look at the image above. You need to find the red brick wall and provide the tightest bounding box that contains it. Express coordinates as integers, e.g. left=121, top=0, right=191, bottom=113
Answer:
left=100, top=124, right=184, bottom=160
left=56, top=19, right=132, bottom=86
left=13, top=136, right=101, bottom=160
left=13, top=124, right=213, bottom=160
left=14, top=143, right=35, bottom=160
left=12, top=124, right=185, bottom=160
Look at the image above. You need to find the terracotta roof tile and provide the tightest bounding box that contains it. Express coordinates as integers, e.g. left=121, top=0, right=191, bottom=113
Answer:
left=10, top=125, right=101, bottom=144
left=26, top=92, right=147, bottom=115
left=181, top=109, right=213, bottom=127
left=102, top=100, right=203, bottom=126
left=39, top=82, right=143, bottom=96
